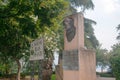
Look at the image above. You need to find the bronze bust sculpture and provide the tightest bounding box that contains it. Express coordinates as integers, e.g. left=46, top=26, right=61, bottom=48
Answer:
left=63, top=17, right=76, bottom=42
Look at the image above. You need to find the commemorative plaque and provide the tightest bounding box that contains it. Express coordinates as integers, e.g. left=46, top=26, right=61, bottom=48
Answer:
left=29, top=38, right=44, bottom=61
left=63, top=49, right=79, bottom=70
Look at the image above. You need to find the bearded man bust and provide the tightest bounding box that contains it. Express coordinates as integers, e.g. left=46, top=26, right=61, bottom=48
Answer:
left=63, top=17, right=76, bottom=42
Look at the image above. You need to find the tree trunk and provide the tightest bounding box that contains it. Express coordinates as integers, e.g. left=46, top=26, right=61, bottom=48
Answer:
left=16, top=59, right=21, bottom=80
left=42, top=59, right=53, bottom=80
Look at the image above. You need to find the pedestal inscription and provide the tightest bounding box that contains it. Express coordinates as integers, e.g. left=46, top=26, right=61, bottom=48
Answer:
left=63, top=50, right=79, bottom=70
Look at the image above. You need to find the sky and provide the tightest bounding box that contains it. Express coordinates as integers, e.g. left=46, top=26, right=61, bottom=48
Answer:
left=78, top=0, right=120, bottom=50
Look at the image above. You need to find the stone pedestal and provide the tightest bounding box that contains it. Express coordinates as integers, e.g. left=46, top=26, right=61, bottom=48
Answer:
left=63, top=49, right=96, bottom=80
left=62, top=13, right=96, bottom=80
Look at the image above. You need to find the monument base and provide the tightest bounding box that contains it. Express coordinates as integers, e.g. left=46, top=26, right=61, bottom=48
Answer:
left=63, top=48, right=96, bottom=80
left=56, top=48, right=96, bottom=80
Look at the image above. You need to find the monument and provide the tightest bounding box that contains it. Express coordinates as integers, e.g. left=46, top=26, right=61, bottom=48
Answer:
left=56, top=13, right=96, bottom=80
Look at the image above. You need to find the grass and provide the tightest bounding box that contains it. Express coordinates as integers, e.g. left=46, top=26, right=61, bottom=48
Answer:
left=26, top=75, right=38, bottom=78
left=25, top=74, right=56, bottom=80
left=51, top=74, right=55, bottom=80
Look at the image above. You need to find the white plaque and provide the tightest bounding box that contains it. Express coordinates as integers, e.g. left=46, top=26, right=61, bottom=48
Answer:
left=29, top=38, right=44, bottom=60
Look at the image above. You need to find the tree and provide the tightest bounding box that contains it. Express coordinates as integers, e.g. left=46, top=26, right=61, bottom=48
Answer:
left=107, top=24, right=120, bottom=79
left=96, top=45, right=108, bottom=72
left=0, top=0, right=69, bottom=80
left=0, top=52, right=13, bottom=75
left=109, top=43, right=120, bottom=80
left=69, top=0, right=94, bottom=11
left=84, top=18, right=99, bottom=49
left=0, top=1, right=39, bottom=79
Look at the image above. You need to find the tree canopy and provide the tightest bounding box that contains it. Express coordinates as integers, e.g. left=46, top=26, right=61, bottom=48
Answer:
left=96, top=45, right=108, bottom=72
left=84, top=18, right=99, bottom=49
left=109, top=43, right=120, bottom=80
left=0, top=0, right=69, bottom=79
left=69, top=0, right=94, bottom=11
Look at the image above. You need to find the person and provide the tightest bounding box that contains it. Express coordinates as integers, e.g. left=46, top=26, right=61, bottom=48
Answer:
left=63, top=17, right=76, bottom=42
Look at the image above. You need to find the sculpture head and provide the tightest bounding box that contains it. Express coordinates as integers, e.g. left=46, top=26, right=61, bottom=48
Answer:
left=63, top=17, right=76, bottom=42
left=63, top=17, right=74, bottom=31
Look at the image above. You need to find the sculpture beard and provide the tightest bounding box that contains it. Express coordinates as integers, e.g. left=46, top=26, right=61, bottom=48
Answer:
left=63, top=17, right=76, bottom=42
left=66, top=26, right=76, bottom=42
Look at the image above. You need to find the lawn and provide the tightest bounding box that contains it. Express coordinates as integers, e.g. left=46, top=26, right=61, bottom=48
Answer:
left=51, top=74, right=55, bottom=80
left=25, top=74, right=56, bottom=80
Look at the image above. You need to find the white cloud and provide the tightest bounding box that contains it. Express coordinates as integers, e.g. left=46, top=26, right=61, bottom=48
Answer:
left=102, top=0, right=115, bottom=13
left=101, top=0, right=120, bottom=13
